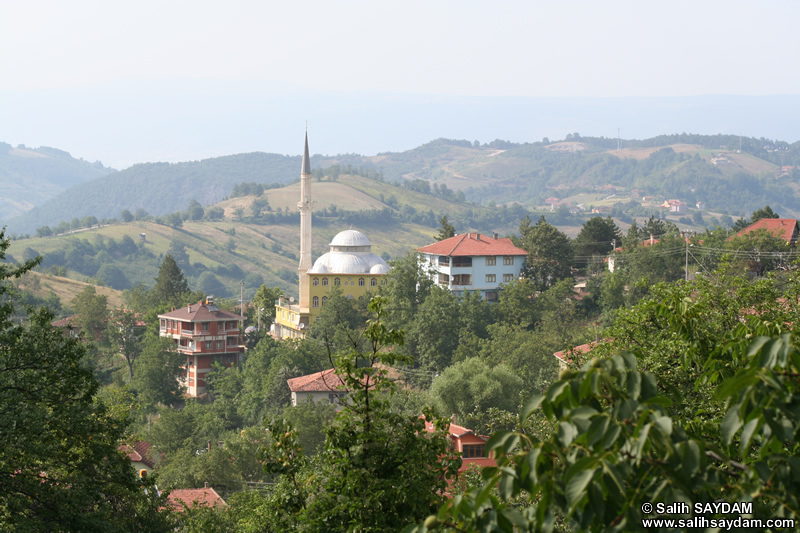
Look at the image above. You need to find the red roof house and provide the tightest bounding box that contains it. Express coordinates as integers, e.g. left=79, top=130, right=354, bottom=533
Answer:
left=287, top=368, right=349, bottom=410
left=158, top=297, right=244, bottom=398
left=417, top=233, right=527, bottom=301
left=423, top=419, right=496, bottom=474
left=735, top=218, right=799, bottom=245
left=168, top=483, right=226, bottom=511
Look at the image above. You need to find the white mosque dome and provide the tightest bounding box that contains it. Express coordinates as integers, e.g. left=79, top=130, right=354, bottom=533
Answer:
left=306, top=230, right=390, bottom=275
left=370, top=263, right=391, bottom=275
left=330, top=230, right=371, bottom=248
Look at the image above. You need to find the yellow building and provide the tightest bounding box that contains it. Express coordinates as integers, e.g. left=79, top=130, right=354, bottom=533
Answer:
left=272, top=134, right=390, bottom=340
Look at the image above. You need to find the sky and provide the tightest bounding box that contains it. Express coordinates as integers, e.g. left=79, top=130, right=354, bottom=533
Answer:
left=2, top=1, right=799, bottom=168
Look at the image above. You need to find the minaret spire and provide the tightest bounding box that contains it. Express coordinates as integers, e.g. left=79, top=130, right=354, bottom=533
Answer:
left=298, top=129, right=313, bottom=310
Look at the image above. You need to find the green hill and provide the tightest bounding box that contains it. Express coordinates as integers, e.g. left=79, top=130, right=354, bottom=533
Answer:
left=7, top=175, right=479, bottom=305
left=0, top=142, right=113, bottom=222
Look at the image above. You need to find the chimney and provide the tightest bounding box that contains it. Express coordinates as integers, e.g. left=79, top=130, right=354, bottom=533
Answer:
left=451, top=413, right=457, bottom=424
left=650, top=233, right=654, bottom=245
left=204, top=482, right=209, bottom=489
left=476, top=233, right=481, bottom=240
left=493, top=232, right=498, bottom=240
left=187, top=305, right=192, bottom=313
left=207, top=441, right=212, bottom=452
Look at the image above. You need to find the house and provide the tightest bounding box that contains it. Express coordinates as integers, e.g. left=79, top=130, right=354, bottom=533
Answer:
left=696, top=201, right=705, bottom=210
left=286, top=368, right=349, bottom=410
left=735, top=218, right=799, bottom=246
left=158, top=297, right=244, bottom=398
left=553, top=339, right=605, bottom=369
left=119, top=440, right=158, bottom=474
left=423, top=418, right=496, bottom=474
left=168, top=483, right=226, bottom=511
left=273, top=133, right=390, bottom=340
left=662, top=199, right=687, bottom=213
left=416, top=232, right=527, bottom=301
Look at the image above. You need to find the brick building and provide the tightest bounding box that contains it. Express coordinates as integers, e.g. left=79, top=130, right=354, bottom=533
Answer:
left=158, top=297, right=243, bottom=397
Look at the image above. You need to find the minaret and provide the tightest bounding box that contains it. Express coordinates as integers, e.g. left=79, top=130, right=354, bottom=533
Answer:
left=297, top=130, right=313, bottom=310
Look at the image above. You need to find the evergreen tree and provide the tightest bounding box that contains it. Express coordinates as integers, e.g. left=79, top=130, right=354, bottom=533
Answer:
left=435, top=215, right=455, bottom=241
left=151, top=254, right=191, bottom=306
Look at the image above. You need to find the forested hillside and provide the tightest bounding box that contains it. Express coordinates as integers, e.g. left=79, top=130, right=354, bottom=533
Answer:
left=0, top=142, right=113, bottom=221
left=7, top=133, right=800, bottom=235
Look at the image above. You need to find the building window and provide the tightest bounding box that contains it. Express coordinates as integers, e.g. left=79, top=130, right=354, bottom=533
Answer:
left=359, top=278, right=365, bottom=286
left=486, top=256, right=496, bottom=266
left=371, top=278, right=377, bottom=286
left=485, top=274, right=496, bottom=283
left=334, top=278, right=340, bottom=286
left=227, top=336, right=237, bottom=346
left=312, top=278, right=319, bottom=286
left=160, top=319, right=166, bottom=330
left=439, top=273, right=450, bottom=284
left=452, top=274, right=472, bottom=286
left=453, top=257, right=472, bottom=267
left=438, top=255, right=449, bottom=266
left=322, top=278, right=329, bottom=286
left=216, top=340, right=224, bottom=349
left=188, top=378, right=194, bottom=386
left=503, top=256, right=514, bottom=265
left=485, top=291, right=498, bottom=302
left=224, top=355, right=235, bottom=365
left=204, top=341, right=212, bottom=350
left=503, top=273, right=514, bottom=283
left=328, top=392, right=346, bottom=404
left=313, top=296, right=319, bottom=308
left=202, top=322, right=209, bottom=331
left=463, top=444, right=485, bottom=458
left=322, top=296, right=328, bottom=306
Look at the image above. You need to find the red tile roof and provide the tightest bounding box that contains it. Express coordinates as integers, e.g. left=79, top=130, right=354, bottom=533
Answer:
left=287, top=368, right=346, bottom=393
left=51, top=315, right=79, bottom=328
left=553, top=340, right=606, bottom=365
left=417, top=233, right=527, bottom=257
left=119, top=440, right=156, bottom=469
left=158, top=300, right=244, bottom=322
left=735, top=218, right=799, bottom=244
left=168, top=486, right=226, bottom=511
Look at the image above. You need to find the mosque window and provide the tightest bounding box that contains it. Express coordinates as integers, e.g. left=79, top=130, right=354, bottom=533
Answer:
left=312, top=278, right=319, bottom=286
left=313, top=296, right=319, bottom=308
left=371, top=278, right=377, bottom=287
left=334, top=278, right=341, bottom=286
left=359, top=278, right=365, bottom=286
left=322, top=278, right=329, bottom=286
left=322, top=296, right=328, bottom=306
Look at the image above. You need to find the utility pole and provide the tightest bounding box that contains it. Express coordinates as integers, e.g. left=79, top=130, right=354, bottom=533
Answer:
left=240, top=281, right=245, bottom=333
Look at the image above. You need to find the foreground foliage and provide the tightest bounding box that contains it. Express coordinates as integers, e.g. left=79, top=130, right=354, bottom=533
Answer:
left=0, top=231, right=173, bottom=531
left=410, top=280, right=800, bottom=532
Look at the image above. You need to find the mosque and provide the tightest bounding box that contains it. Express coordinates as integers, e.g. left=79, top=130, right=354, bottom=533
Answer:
left=272, top=133, right=390, bottom=339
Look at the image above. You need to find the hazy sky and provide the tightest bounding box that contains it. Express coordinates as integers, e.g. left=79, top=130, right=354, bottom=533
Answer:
left=2, top=1, right=799, bottom=167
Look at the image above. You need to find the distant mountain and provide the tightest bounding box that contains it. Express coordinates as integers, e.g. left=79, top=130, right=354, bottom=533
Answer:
left=8, top=133, right=800, bottom=235
left=7, top=152, right=312, bottom=235
left=0, top=142, right=113, bottom=221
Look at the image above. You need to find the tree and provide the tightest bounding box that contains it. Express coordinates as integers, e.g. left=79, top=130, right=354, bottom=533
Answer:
left=262, top=297, right=461, bottom=531
left=0, top=231, right=173, bottom=531
left=435, top=215, right=455, bottom=241
left=250, top=285, right=282, bottom=329
left=70, top=285, right=108, bottom=341
left=749, top=204, right=779, bottom=224
left=120, top=209, right=134, bottom=222
left=519, top=215, right=573, bottom=291
left=573, top=216, right=621, bottom=272
left=108, top=309, right=144, bottom=380
left=152, top=254, right=191, bottom=306
left=131, top=336, right=185, bottom=411
left=186, top=199, right=204, bottom=221
left=95, top=264, right=132, bottom=290
left=429, top=358, right=523, bottom=420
